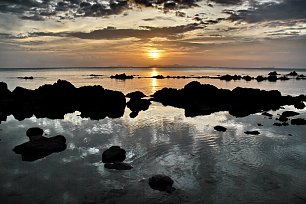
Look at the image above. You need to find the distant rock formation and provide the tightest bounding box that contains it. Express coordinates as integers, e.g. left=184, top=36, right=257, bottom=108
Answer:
left=110, top=73, right=134, bottom=80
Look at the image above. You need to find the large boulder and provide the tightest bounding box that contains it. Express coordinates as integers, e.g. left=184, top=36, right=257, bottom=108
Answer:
left=102, top=146, right=126, bottom=163
left=126, top=91, right=146, bottom=99
left=149, top=175, right=175, bottom=193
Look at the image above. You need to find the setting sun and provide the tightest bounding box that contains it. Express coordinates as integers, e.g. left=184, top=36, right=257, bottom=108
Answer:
left=147, top=49, right=160, bottom=60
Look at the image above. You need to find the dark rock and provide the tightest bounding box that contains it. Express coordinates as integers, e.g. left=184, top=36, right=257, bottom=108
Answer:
left=17, top=76, right=34, bottom=80
left=110, top=73, right=133, bottom=80
left=287, top=71, right=298, bottom=76
left=127, top=98, right=151, bottom=113
left=267, top=75, right=277, bottom=82
left=152, top=81, right=303, bottom=118
left=126, top=91, right=146, bottom=99
left=291, top=118, right=306, bottom=125
left=26, top=127, right=44, bottom=137
left=273, top=122, right=289, bottom=126
left=152, top=75, right=165, bottom=79
left=242, top=75, right=252, bottom=81
left=294, top=102, right=305, bottom=109
left=262, top=112, right=273, bottom=117
left=268, top=71, right=278, bottom=76
left=278, top=116, right=289, bottom=122
left=279, top=75, right=290, bottom=81
left=149, top=175, right=175, bottom=193
left=13, top=135, right=66, bottom=162
left=257, top=123, right=263, bottom=126
left=281, top=111, right=299, bottom=118
left=102, top=146, right=126, bottom=163
left=129, top=111, right=138, bottom=118
left=104, top=162, right=133, bottom=170
left=244, top=131, right=260, bottom=135
left=214, top=125, right=227, bottom=132
left=256, top=75, right=266, bottom=82
left=220, top=74, right=241, bottom=81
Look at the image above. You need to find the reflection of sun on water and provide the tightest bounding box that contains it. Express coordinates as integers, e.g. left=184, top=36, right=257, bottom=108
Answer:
left=147, top=49, right=160, bottom=60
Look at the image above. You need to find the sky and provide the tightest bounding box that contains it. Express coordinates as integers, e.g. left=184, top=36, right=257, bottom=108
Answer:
left=0, top=0, right=306, bottom=68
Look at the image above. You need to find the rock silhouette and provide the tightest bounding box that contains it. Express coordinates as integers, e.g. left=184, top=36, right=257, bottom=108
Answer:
left=152, top=81, right=305, bottom=118
left=0, top=80, right=126, bottom=120
left=127, top=98, right=151, bottom=118
left=110, top=73, right=134, bottom=80
left=13, top=128, right=66, bottom=162
left=102, top=146, right=133, bottom=170
left=214, top=126, right=227, bottom=132
left=291, top=118, right=306, bottom=125
left=149, top=175, right=175, bottom=193
left=244, top=131, right=260, bottom=135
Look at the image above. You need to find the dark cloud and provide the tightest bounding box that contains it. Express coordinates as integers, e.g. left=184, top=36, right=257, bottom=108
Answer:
left=227, top=0, right=306, bottom=23
left=27, top=23, right=203, bottom=40
left=209, top=0, right=242, bottom=5
left=0, top=0, right=200, bottom=21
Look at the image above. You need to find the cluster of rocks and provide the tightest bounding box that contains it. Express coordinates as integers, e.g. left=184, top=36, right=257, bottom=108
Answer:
left=126, top=91, right=151, bottom=118
left=152, top=81, right=305, bottom=118
left=110, top=73, right=134, bottom=80
left=13, top=127, right=66, bottom=161
left=102, top=146, right=175, bottom=193
left=17, top=76, right=34, bottom=80
left=0, top=80, right=126, bottom=121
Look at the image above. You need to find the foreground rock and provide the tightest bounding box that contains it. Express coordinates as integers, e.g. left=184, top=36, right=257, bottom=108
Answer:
left=291, top=118, right=306, bottom=125
left=152, top=81, right=305, bottom=117
left=0, top=80, right=126, bottom=120
left=127, top=98, right=151, bottom=118
left=126, top=91, right=146, bottom=99
left=244, top=131, right=260, bottom=135
left=26, top=127, right=44, bottom=137
left=13, top=129, right=66, bottom=162
left=214, top=125, right=227, bottom=132
left=102, top=146, right=126, bottom=163
left=149, top=175, right=175, bottom=193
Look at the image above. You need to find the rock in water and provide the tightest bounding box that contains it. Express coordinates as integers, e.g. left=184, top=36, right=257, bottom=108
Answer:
left=102, top=146, right=126, bottom=163
left=214, top=125, right=227, bottom=132
left=149, top=175, right=175, bottom=193
left=244, top=131, right=260, bottom=135
left=104, top=162, right=133, bottom=170
left=26, top=127, right=44, bottom=136
left=13, top=135, right=66, bottom=161
left=291, top=118, right=306, bottom=125
left=281, top=111, right=299, bottom=118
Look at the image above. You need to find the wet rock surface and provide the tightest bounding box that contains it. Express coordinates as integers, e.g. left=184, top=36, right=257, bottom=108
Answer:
left=149, top=175, right=175, bottom=193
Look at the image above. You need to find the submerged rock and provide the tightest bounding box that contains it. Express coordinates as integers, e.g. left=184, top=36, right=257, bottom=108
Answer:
left=149, top=175, right=175, bottom=193
left=13, top=134, right=66, bottom=162
left=214, top=125, right=227, bottom=132
left=291, top=118, right=306, bottom=125
left=244, top=131, right=260, bottom=135
left=102, top=146, right=126, bottom=163
left=273, top=122, right=289, bottom=126
left=104, top=162, right=133, bottom=170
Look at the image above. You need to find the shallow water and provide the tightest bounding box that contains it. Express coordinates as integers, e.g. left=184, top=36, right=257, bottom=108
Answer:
left=0, top=68, right=306, bottom=203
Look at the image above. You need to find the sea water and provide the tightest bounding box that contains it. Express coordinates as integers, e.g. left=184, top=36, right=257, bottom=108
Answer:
left=0, top=67, right=306, bottom=203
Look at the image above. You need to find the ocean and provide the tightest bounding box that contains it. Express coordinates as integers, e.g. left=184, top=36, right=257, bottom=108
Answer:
left=0, top=67, right=306, bottom=203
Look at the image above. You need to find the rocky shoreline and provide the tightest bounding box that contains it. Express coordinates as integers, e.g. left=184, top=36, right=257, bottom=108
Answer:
left=0, top=80, right=305, bottom=123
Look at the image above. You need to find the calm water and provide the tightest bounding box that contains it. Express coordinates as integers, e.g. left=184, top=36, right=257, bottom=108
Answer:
left=0, top=68, right=306, bottom=204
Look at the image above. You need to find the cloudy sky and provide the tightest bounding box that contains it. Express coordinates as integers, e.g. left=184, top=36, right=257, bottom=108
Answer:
left=0, top=0, right=305, bottom=68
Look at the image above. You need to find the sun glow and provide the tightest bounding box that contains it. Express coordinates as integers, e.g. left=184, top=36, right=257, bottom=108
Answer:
left=147, top=49, right=160, bottom=60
